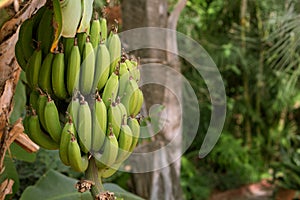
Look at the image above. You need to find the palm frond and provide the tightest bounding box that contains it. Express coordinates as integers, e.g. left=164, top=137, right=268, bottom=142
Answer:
left=266, top=8, right=300, bottom=71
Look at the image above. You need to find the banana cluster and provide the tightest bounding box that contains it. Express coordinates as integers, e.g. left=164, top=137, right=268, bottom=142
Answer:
left=16, top=1, right=143, bottom=178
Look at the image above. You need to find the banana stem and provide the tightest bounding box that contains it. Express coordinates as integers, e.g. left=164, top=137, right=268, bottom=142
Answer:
left=85, top=157, right=104, bottom=197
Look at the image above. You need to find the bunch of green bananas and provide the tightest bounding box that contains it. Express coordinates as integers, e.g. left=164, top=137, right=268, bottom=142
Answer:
left=16, top=1, right=144, bottom=179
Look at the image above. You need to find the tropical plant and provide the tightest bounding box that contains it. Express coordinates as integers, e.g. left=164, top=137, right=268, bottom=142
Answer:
left=179, top=0, right=300, bottom=195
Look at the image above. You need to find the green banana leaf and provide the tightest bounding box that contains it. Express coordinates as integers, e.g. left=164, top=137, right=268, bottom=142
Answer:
left=0, top=155, right=20, bottom=199
left=9, top=142, right=36, bottom=162
left=20, top=169, right=145, bottom=200
left=20, top=170, right=92, bottom=200
left=9, top=71, right=36, bottom=163
left=103, top=183, right=145, bottom=200
left=10, top=71, right=26, bottom=124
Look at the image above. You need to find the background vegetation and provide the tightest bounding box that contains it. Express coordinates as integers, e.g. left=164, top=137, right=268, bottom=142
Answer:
left=178, top=0, right=300, bottom=198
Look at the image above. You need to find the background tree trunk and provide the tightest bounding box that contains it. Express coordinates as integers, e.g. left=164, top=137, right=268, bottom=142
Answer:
left=122, top=0, right=186, bottom=199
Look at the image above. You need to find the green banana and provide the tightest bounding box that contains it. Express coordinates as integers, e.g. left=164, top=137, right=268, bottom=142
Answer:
left=127, top=117, right=140, bottom=152
left=68, top=134, right=89, bottom=172
left=15, top=40, right=27, bottom=71
left=116, top=99, right=128, bottom=125
left=19, top=18, right=34, bottom=61
left=99, top=17, right=107, bottom=42
left=120, top=78, right=139, bottom=115
left=119, top=62, right=128, bottom=76
left=38, top=52, right=54, bottom=94
left=108, top=30, right=121, bottom=74
left=37, top=7, right=54, bottom=55
left=90, top=14, right=101, bottom=49
left=126, top=59, right=140, bottom=82
left=52, top=49, right=68, bottom=99
left=44, top=96, right=62, bottom=143
left=36, top=91, right=48, bottom=130
left=92, top=94, right=107, bottom=151
left=29, top=90, right=39, bottom=110
left=93, top=42, right=110, bottom=91
left=77, top=32, right=87, bottom=54
left=107, top=102, right=122, bottom=139
left=94, top=129, right=119, bottom=169
left=25, top=56, right=33, bottom=89
left=59, top=117, right=75, bottom=166
left=26, top=47, right=42, bottom=90
left=77, top=97, right=92, bottom=153
left=60, top=0, right=82, bottom=37
left=67, top=95, right=80, bottom=127
left=23, top=111, right=30, bottom=135
left=99, top=162, right=121, bottom=178
left=66, top=39, right=81, bottom=96
left=130, top=89, right=144, bottom=117
left=28, top=110, right=59, bottom=150
left=128, top=88, right=140, bottom=117
left=63, top=37, right=74, bottom=65
left=31, top=47, right=43, bottom=89
left=32, top=6, right=47, bottom=39
left=125, top=59, right=133, bottom=71
left=115, top=124, right=133, bottom=163
left=102, top=72, right=119, bottom=107
left=77, top=0, right=93, bottom=33
left=117, top=69, right=130, bottom=99
left=80, top=37, right=95, bottom=95
left=106, top=28, right=114, bottom=48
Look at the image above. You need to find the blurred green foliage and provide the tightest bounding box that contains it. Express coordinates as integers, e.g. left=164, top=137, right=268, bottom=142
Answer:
left=273, top=130, right=300, bottom=189
left=181, top=156, right=211, bottom=200
left=177, top=0, right=300, bottom=197
left=14, top=149, right=83, bottom=199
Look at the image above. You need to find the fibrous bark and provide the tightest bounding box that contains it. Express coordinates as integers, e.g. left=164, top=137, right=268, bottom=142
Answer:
left=122, top=0, right=186, bottom=199
left=0, top=1, right=45, bottom=198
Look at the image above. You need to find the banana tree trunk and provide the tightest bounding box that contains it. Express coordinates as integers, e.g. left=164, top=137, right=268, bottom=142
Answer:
left=121, top=0, right=186, bottom=199
left=0, top=0, right=45, bottom=198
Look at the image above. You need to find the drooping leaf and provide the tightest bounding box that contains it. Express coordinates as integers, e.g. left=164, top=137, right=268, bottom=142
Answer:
left=10, top=71, right=26, bottom=124
left=19, top=169, right=143, bottom=200
left=103, top=183, right=145, bottom=200
left=0, top=155, right=20, bottom=199
left=9, top=142, right=36, bottom=163
left=20, top=170, right=92, bottom=200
